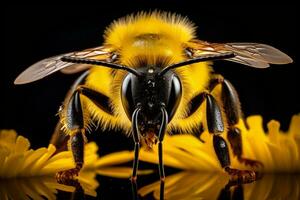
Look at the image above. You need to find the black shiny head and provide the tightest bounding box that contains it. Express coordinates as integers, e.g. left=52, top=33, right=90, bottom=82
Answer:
left=121, top=66, right=182, bottom=133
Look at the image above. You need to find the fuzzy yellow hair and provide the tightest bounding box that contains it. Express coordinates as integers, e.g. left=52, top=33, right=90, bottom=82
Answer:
left=66, top=11, right=213, bottom=136
left=104, top=11, right=196, bottom=49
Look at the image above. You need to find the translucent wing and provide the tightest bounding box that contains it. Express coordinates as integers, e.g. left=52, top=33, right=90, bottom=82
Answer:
left=188, top=40, right=293, bottom=68
left=60, top=63, right=91, bottom=74
left=14, top=45, right=114, bottom=84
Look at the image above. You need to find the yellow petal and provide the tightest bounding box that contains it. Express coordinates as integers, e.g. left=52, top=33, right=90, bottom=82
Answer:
left=15, top=136, right=30, bottom=153
left=95, top=151, right=133, bottom=167
left=41, top=160, right=74, bottom=175
left=77, top=172, right=99, bottom=197
left=0, top=130, right=17, bottom=144
left=288, top=114, right=300, bottom=139
left=1, top=154, right=24, bottom=178
left=45, top=151, right=72, bottom=165
left=20, top=148, right=48, bottom=174
left=29, top=145, right=56, bottom=175
left=139, top=149, right=189, bottom=169
left=267, top=120, right=280, bottom=144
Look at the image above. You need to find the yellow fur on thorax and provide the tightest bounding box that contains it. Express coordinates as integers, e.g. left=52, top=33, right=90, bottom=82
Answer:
left=104, top=11, right=196, bottom=49
left=69, top=12, right=212, bottom=136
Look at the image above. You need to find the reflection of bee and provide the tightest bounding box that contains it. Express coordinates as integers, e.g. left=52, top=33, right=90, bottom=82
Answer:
left=15, top=11, right=292, bottom=182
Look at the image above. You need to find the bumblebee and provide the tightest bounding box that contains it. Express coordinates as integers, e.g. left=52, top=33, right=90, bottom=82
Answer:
left=15, top=11, right=292, bottom=182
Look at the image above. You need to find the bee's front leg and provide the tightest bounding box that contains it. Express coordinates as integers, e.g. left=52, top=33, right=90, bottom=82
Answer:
left=56, top=91, right=85, bottom=183
left=56, top=85, right=113, bottom=182
left=51, top=71, right=90, bottom=154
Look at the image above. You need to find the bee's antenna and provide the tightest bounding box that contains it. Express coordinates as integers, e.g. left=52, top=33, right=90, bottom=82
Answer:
left=158, top=52, right=235, bottom=76
left=61, top=56, right=141, bottom=76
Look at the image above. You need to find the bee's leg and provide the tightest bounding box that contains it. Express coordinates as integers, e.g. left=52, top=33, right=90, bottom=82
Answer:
left=56, top=91, right=85, bottom=182
left=51, top=71, right=89, bottom=154
left=57, top=85, right=113, bottom=182
left=210, top=76, right=263, bottom=168
left=131, top=106, right=141, bottom=182
left=213, top=135, right=257, bottom=183
left=205, top=93, right=257, bottom=183
left=160, top=179, right=165, bottom=200
left=227, top=128, right=263, bottom=168
left=217, top=183, right=244, bottom=200
left=131, top=178, right=138, bottom=200
left=50, top=122, right=70, bottom=153
left=158, top=106, right=168, bottom=180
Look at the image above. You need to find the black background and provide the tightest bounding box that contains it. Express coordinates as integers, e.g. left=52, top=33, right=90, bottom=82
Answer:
left=2, top=3, right=299, bottom=199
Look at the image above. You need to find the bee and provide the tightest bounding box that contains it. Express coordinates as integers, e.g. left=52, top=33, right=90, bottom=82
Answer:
left=15, top=11, right=292, bottom=182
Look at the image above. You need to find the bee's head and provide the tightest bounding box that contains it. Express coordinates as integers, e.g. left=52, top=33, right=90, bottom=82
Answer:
left=121, top=65, right=181, bottom=135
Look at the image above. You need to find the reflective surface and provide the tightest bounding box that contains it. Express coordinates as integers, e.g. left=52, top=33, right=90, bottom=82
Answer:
left=1, top=172, right=299, bottom=200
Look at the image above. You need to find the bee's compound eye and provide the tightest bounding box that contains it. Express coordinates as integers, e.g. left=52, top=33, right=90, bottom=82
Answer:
left=121, top=74, right=135, bottom=119
left=166, top=75, right=182, bottom=121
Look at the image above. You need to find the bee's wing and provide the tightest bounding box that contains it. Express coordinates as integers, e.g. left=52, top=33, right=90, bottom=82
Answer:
left=60, top=63, right=91, bottom=74
left=14, top=46, right=114, bottom=85
left=189, top=40, right=293, bottom=68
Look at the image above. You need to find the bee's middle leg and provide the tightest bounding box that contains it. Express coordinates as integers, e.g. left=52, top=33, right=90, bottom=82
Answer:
left=210, top=76, right=263, bottom=168
left=203, top=92, right=256, bottom=183
left=56, top=85, right=113, bottom=182
left=208, top=76, right=261, bottom=183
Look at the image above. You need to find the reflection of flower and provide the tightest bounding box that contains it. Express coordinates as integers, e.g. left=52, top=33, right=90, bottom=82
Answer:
left=92, top=150, right=152, bottom=178
left=139, top=115, right=300, bottom=172
left=0, top=172, right=98, bottom=199
left=139, top=172, right=227, bottom=200
left=138, top=171, right=300, bottom=200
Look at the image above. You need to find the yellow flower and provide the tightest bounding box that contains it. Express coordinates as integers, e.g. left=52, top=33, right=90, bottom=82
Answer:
left=0, top=173, right=98, bottom=199
left=138, top=171, right=300, bottom=200
left=139, top=115, right=300, bottom=172
left=0, top=129, right=138, bottom=178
